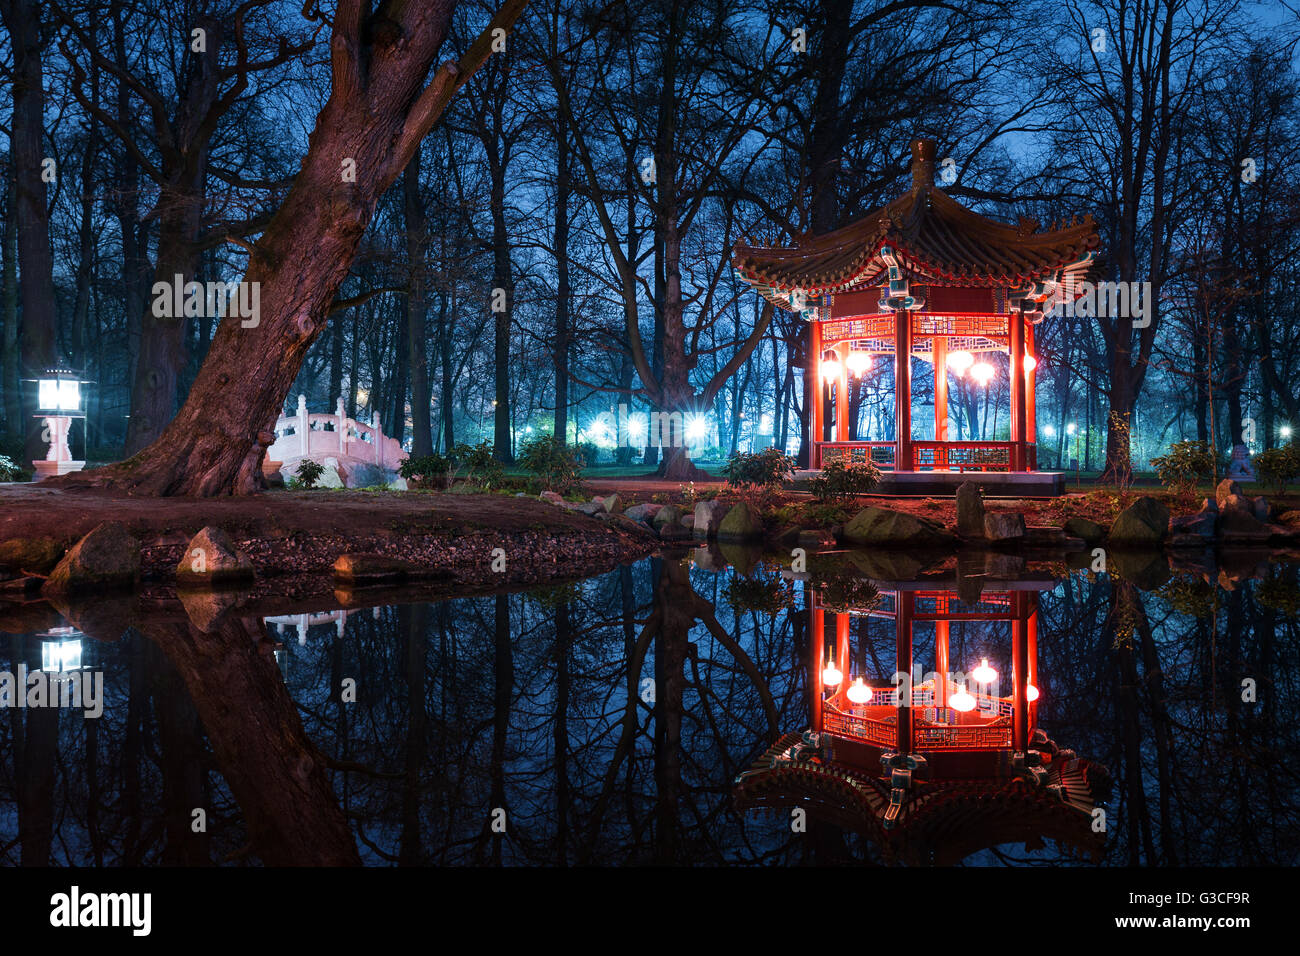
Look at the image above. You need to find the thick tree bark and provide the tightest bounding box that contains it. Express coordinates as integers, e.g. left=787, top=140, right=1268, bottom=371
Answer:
left=0, top=0, right=59, bottom=465
left=1, top=178, right=21, bottom=445
left=553, top=110, right=570, bottom=445
left=54, top=0, right=528, bottom=495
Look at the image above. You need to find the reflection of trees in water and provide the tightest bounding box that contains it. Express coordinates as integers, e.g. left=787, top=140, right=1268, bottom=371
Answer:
left=1031, top=567, right=1300, bottom=865
left=1, top=560, right=1297, bottom=865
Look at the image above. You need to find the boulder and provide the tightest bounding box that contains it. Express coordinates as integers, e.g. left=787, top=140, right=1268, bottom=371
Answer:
left=1064, top=517, right=1104, bottom=543
left=983, top=512, right=1026, bottom=543
left=42, top=522, right=140, bottom=594
left=1198, top=497, right=1219, bottom=515
left=1106, top=496, right=1169, bottom=546
left=680, top=513, right=695, bottom=530
left=1170, top=512, right=1216, bottom=538
left=716, top=503, right=764, bottom=542
left=1278, top=510, right=1300, bottom=529
left=0, top=536, right=65, bottom=575
left=692, top=500, right=730, bottom=539
left=1218, top=506, right=1267, bottom=537
left=175, top=526, right=255, bottom=587
left=797, top=529, right=836, bottom=549
left=652, top=505, right=683, bottom=528
left=955, top=482, right=986, bottom=537
left=623, top=502, right=662, bottom=523
left=842, top=507, right=955, bottom=548
left=605, top=514, right=657, bottom=537
left=602, top=494, right=622, bottom=514
left=572, top=501, right=604, bottom=517
left=539, top=490, right=566, bottom=505
left=1252, top=496, right=1271, bottom=522
left=1216, top=478, right=1242, bottom=509
left=318, top=460, right=347, bottom=489
left=333, top=553, right=416, bottom=586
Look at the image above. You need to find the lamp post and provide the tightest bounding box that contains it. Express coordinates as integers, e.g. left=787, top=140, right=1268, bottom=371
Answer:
left=31, top=368, right=87, bottom=480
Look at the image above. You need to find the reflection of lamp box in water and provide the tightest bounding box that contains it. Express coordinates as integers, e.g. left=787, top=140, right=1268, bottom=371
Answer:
left=40, top=626, right=86, bottom=676
left=735, top=577, right=1111, bottom=864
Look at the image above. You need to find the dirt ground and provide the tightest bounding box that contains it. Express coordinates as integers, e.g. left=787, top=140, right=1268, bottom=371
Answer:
left=0, top=485, right=657, bottom=596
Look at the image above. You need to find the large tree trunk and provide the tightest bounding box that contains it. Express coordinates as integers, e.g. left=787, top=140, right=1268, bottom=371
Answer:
left=553, top=109, right=570, bottom=445
left=1, top=0, right=58, bottom=465
left=1, top=177, right=21, bottom=446
left=55, top=0, right=527, bottom=495
left=403, top=151, right=434, bottom=457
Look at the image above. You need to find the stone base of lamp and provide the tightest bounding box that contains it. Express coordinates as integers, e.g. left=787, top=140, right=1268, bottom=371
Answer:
left=33, top=459, right=86, bottom=480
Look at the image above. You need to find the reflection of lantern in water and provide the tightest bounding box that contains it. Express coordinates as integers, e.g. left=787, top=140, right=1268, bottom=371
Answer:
left=972, top=658, right=997, bottom=684
left=1028, top=684, right=1039, bottom=702
left=947, top=682, right=976, bottom=712
left=847, top=677, right=871, bottom=704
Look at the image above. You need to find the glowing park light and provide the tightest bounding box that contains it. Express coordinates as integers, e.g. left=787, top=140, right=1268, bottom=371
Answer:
left=945, top=349, right=975, bottom=376
left=1043, top=424, right=1056, bottom=438
left=1283, top=425, right=1293, bottom=439
left=1023, top=354, right=1038, bottom=373
left=821, top=656, right=843, bottom=688
left=971, top=658, right=998, bottom=685
left=947, top=682, right=976, bottom=713
left=846, top=677, right=871, bottom=705
left=1066, top=422, right=1078, bottom=436
left=821, top=355, right=843, bottom=383
left=36, top=369, right=82, bottom=413
left=685, top=414, right=710, bottom=442
left=846, top=350, right=873, bottom=377
left=1028, top=684, right=1040, bottom=702
left=628, top=414, right=648, bottom=441
left=40, top=628, right=84, bottom=673
left=970, top=361, right=995, bottom=386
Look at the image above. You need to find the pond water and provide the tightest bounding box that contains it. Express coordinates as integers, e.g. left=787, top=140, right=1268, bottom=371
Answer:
left=1, top=548, right=1296, bottom=866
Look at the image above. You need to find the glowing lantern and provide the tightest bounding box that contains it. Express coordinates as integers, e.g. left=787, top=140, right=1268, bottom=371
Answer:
left=821, top=351, right=843, bottom=383
left=1028, top=684, right=1040, bottom=702
left=948, top=682, right=976, bottom=713
left=1023, top=354, right=1038, bottom=373
left=846, top=350, right=872, bottom=377
left=946, top=350, right=974, bottom=376
left=821, top=656, right=843, bottom=688
left=846, top=677, right=871, bottom=705
left=970, top=361, right=995, bottom=386
left=972, top=658, right=998, bottom=684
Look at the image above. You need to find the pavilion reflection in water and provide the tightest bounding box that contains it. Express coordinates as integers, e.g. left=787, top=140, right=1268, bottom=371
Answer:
left=735, top=574, right=1110, bottom=864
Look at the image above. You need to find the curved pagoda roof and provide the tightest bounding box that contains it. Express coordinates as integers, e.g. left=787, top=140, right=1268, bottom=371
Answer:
left=733, top=140, right=1101, bottom=312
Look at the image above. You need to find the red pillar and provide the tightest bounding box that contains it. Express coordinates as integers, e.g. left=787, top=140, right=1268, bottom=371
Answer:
left=811, top=604, right=825, bottom=731
left=810, top=321, right=823, bottom=467
left=894, top=312, right=912, bottom=471
left=933, top=335, right=948, bottom=453
left=935, top=619, right=950, bottom=714
left=1026, top=323, right=1037, bottom=470
left=835, top=365, right=849, bottom=442
left=1012, top=592, right=1030, bottom=752
left=1009, top=312, right=1026, bottom=471
left=895, top=591, right=913, bottom=753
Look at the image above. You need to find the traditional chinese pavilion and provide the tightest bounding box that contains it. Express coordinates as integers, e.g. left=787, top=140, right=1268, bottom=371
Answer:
left=734, top=574, right=1110, bottom=864
left=733, top=139, right=1100, bottom=496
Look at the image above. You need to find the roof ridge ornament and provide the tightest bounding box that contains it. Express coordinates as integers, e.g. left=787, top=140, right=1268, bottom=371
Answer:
left=911, top=139, right=936, bottom=192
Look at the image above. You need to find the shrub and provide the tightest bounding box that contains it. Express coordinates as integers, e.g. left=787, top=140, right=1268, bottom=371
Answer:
left=0, top=455, right=22, bottom=482
left=1149, top=440, right=1214, bottom=498
left=575, top=441, right=601, bottom=468
left=450, top=441, right=505, bottom=488
left=399, top=453, right=453, bottom=488
left=1254, top=443, right=1300, bottom=495
left=722, top=447, right=794, bottom=507
left=808, top=457, right=881, bottom=502
left=294, top=459, right=325, bottom=489
left=518, top=433, right=585, bottom=491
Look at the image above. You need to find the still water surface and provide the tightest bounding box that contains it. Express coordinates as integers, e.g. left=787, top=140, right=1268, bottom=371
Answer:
left=1, top=550, right=1296, bottom=866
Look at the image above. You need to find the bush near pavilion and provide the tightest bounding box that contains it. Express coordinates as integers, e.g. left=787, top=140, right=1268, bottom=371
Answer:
left=808, top=457, right=882, bottom=503
left=1149, top=440, right=1215, bottom=499
left=721, top=447, right=795, bottom=509
left=1254, top=443, right=1300, bottom=495
left=293, top=459, right=325, bottom=489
